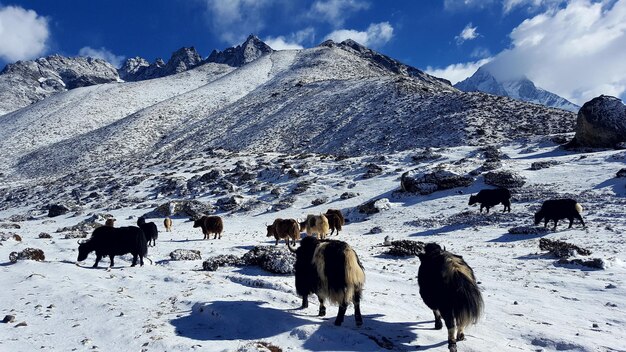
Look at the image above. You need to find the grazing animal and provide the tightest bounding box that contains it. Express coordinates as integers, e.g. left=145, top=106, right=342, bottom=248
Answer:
left=468, top=188, right=511, bottom=213
left=325, top=209, right=345, bottom=236
left=193, top=215, right=224, bottom=240
left=287, top=236, right=365, bottom=326
left=104, top=218, right=116, bottom=227
left=77, top=226, right=147, bottom=268
left=266, top=218, right=299, bottom=246
left=304, top=214, right=330, bottom=239
left=417, top=243, right=483, bottom=352
left=137, top=217, right=159, bottom=246
left=163, top=217, right=173, bottom=232
left=534, top=199, right=585, bottom=230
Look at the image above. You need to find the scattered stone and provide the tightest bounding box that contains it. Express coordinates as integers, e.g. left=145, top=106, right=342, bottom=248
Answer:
left=292, top=180, right=313, bottom=194
left=311, top=197, right=328, bottom=206
left=0, top=223, right=20, bottom=229
left=63, top=232, right=88, bottom=239
left=401, top=169, right=473, bottom=195
left=56, top=213, right=110, bottom=234
left=606, top=283, right=617, bottom=289
left=357, top=198, right=391, bottom=215
left=539, top=238, right=591, bottom=258
left=38, top=232, right=52, bottom=239
left=481, top=159, right=502, bottom=171
left=203, top=246, right=296, bottom=274
left=411, top=148, right=442, bottom=163
left=15, top=321, right=27, bottom=327
left=480, top=145, right=508, bottom=160
left=272, top=196, right=296, bottom=211
left=369, top=226, right=383, bottom=234
left=508, top=226, right=550, bottom=235
left=513, top=301, right=518, bottom=305
left=385, top=240, right=425, bottom=257
left=169, top=249, right=202, bottom=261
left=570, top=95, right=626, bottom=148
left=530, top=160, right=562, bottom=170
left=150, top=200, right=215, bottom=219
left=484, top=170, right=526, bottom=188
left=363, top=163, right=384, bottom=179
left=2, top=315, right=15, bottom=323
left=556, top=258, right=605, bottom=269
left=202, top=255, right=243, bottom=271
left=9, top=248, right=45, bottom=263
left=592, top=323, right=599, bottom=328
left=616, top=169, right=626, bottom=178
left=340, top=192, right=358, bottom=200
left=216, top=195, right=244, bottom=211
left=47, top=204, right=70, bottom=217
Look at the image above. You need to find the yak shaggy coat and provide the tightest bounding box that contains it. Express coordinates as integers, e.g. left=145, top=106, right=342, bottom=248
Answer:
left=267, top=218, right=299, bottom=246
left=418, top=243, right=483, bottom=352
left=193, top=215, right=224, bottom=240
left=77, top=226, right=147, bottom=268
left=291, top=236, right=365, bottom=326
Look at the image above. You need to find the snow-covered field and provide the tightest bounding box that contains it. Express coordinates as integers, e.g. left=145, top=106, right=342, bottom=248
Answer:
left=1, top=141, right=624, bottom=352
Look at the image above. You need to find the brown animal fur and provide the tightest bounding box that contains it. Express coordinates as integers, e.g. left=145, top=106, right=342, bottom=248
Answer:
left=313, top=242, right=365, bottom=305
left=266, top=218, right=299, bottom=246
left=193, top=215, right=224, bottom=240
left=163, top=217, right=173, bottom=232
left=104, top=218, right=116, bottom=227
left=305, top=214, right=330, bottom=239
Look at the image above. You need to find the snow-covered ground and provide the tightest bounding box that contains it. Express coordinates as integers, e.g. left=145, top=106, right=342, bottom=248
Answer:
left=1, top=141, right=624, bottom=352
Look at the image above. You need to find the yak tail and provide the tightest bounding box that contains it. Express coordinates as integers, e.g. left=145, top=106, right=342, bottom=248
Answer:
left=451, top=269, right=483, bottom=330
left=342, top=248, right=365, bottom=304
left=575, top=203, right=583, bottom=214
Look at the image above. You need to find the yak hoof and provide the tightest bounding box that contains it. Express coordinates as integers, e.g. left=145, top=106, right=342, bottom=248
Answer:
left=356, top=318, right=363, bottom=327
left=435, top=321, right=443, bottom=330
left=457, top=332, right=465, bottom=341
left=448, top=342, right=457, bottom=352
left=318, top=307, right=326, bottom=317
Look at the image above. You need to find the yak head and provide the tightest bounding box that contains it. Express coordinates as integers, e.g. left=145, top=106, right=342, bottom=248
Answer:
left=192, top=217, right=204, bottom=228
left=76, top=240, right=91, bottom=262
left=266, top=224, right=276, bottom=237
left=418, top=242, right=444, bottom=260
left=137, top=217, right=146, bottom=226
left=468, top=194, right=478, bottom=206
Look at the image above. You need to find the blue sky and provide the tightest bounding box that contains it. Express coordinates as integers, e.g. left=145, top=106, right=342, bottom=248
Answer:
left=1, top=0, right=625, bottom=105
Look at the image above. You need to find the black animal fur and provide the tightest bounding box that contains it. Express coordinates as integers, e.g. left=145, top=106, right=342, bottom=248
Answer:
left=77, top=226, right=147, bottom=268
left=418, top=243, right=483, bottom=352
left=137, top=217, right=159, bottom=246
left=468, top=188, right=511, bottom=213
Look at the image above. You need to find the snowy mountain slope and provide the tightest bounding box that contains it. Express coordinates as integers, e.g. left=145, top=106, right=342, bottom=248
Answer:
left=0, top=63, right=234, bottom=175
left=0, top=55, right=121, bottom=116
left=3, top=42, right=575, bottom=182
left=455, top=66, right=580, bottom=112
left=0, top=141, right=624, bottom=352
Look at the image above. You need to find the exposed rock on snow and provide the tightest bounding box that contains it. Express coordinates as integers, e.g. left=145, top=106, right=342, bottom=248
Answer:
left=47, top=204, right=70, bottom=217
left=617, top=169, right=626, bottom=178
left=530, top=160, right=562, bottom=170
left=202, top=245, right=295, bottom=274
left=207, top=35, right=273, bottom=67
left=120, top=47, right=203, bottom=81
left=539, top=238, right=591, bottom=258
left=357, top=198, right=391, bottom=215
left=340, top=192, right=358, bottom=200
left=401, top=169, right=473, bottom=194
left=385, top=240, right=425, bottom=257
left=484, top=170, right=526, bottom=188
left=508, top=226, right=550, bottom=235
left=169, top=249, right=202, bottom=261
left=571, top=95, right=626, bottom=148
left=149, top=200, right=215, bottom=218
left=9, top=248, right=45, bottom=263
left=311, top=197, right=328, bottom=206
left=202, top=254, right=243, bottom=271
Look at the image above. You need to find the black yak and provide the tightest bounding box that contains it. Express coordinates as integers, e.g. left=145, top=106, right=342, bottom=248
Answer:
left=77, top=226, right=147, bottom=268
left=417, top=243, right=483, bottom=352
left=137, top=217, right=158, bottom=246
left=534, top=198, right=585, bottom=230
left=287, top=236, right=365, bottom=326
left=325, top=209, right=345, bottom=236
left=468, top=188, right=511, bottom=213
left=266, top=218, right=299, bottom=246
left=193, top=215, right=223, bottom=239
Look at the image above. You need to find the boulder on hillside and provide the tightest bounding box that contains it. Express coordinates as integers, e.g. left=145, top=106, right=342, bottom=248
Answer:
left=570, top=95, right=626, bottom=148
left=401, top=169, right=473, bottom=195
left=9, top=248, right=45, bottom=263
left=47, top=204, right=70, bottom=217
left=484, top=170, right=526, bottom=188
left=149, top=200, right=215, bottom=219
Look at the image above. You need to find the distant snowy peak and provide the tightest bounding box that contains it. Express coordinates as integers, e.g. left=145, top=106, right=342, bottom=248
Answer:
left=0, top=54, right=120, bottom=116
left=454, top=66, right=579, bottom=112
left=322, top=39, right=452, bottom=87
left=206, top=34, right=274, bottom=67
left=120, top=47, right=202, bottom=81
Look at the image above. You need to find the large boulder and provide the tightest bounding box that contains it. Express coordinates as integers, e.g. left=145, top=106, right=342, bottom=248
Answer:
left=571, top=95, right=626, bottom=148
left=401, top=169, right=473, bottom=195
left=484, top=170, right=526, bottom=188
left=47, top=204, right=70, bottom=217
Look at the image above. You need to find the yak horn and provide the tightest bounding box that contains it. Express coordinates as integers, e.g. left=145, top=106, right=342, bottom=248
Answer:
left=286, top=240, right=297, bottom=253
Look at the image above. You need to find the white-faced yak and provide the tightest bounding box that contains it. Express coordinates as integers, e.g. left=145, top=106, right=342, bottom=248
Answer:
left=77, top=226, right=147, bottom=268
left=417, top=243, right=483, bottom=352
left=288, top=236, right=365, bottom=326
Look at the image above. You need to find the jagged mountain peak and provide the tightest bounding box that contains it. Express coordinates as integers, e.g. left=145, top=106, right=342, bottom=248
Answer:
left=206, top=34, right=273, bottom=67
left=455, top=65, right=579, bottom=112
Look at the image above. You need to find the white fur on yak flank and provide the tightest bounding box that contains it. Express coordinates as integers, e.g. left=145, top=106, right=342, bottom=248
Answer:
left=313, top=242, right=365, bottom=305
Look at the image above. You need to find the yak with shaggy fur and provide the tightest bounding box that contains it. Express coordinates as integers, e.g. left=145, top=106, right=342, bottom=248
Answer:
left=193, top=215, right=224, bottom=239
left=77, top=226, right=147, bottom=268
left=267, top=218, right=299, bottom=246
left=288, top=236, right=365, bottom=326
left=468, top=188, right=511, bottom=213
left=303, top=214, right=330, bottom=239
left=137, top=217, right=158, bottom=246
left=163, top=217, right=173, bottom=232
left=417, top=243, right=483, bottom=352
left=324, top=209, right=345, bottom=236
left=534, top=198, right=585, bottom=230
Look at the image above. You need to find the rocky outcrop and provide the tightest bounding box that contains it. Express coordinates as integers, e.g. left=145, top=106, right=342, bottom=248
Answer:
left=0, top=55, right=120, bottom=115
left=119, top=47, right=202, bottom=81
left=206, top=35, right=273, bottom=67
left=9, top=248, right=45, bottom=263
left=570, top=95, right=626, bottom=148
left=401, top=169, right=473, bottom=194
left=484, top=170, right=526, bottom=188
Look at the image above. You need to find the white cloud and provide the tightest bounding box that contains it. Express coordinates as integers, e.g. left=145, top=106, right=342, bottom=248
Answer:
left=444, top=0, right=496, bottom=11
left=485, top=0, right=626, bottom=104
left=0, top=5, right=49, bottom=62
left=324, top=22, right=394, bottom=48
left=264, top=27, right=316, bottom=50
left=203, top=0, right=273, bottom=44
left=309, top=0, right=369, bottom=26
left=426, top=57, right=493, bottom=84
left=503, top=0, right=566, bottom=13
left=78, top=47, right=126, bottom=68
left=456, top=23, right=479, bottom=44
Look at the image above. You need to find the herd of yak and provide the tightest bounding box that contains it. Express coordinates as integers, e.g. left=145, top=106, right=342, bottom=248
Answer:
left=75, top=187, right=586, bottom=352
